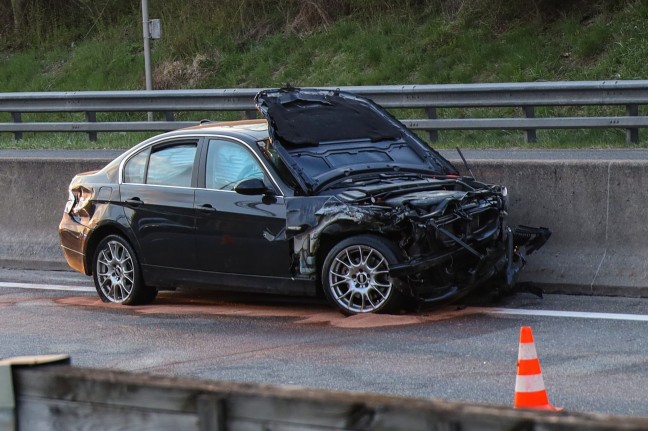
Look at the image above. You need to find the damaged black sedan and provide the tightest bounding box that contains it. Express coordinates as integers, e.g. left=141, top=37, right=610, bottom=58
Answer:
left=59, top=88, right=549, bottom=315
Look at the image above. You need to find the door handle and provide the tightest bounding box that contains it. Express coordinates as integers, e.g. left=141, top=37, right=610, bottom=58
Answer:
left=125, top=197, right=143, bottom=207
left=197, top=203, right=217, bottom=214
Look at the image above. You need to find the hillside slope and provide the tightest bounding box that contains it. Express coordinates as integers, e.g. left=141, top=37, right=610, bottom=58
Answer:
left=2, top=0, right=647, bottom=90
left=1, top=0, right=647, bottom=148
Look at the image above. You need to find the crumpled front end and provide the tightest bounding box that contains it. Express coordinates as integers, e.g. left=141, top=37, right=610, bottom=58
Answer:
left=379, top=182, right=551, bottom=303
left=276, top=177, right=550, bottom=305
left=390, top=186, right=551, bottom=302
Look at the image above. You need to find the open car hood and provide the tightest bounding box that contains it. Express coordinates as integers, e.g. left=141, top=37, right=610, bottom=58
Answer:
left=255, top=88, right=458, bottom=194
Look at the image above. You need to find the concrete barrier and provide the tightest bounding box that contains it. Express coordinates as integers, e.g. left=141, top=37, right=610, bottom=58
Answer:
left=0, top=157, right=109, bottom=270
left=470, top=160, right=648, bottom=296
left=1, top=154, right=647, bottom=296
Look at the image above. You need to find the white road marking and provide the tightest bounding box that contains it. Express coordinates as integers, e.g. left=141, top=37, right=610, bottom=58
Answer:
left=0, top=282, right=94, bottom=293
left=469, top=307, right=648, bottom=322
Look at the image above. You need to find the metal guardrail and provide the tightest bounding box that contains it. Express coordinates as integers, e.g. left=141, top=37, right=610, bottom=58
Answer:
left=1, top=80, right=647, bottom=143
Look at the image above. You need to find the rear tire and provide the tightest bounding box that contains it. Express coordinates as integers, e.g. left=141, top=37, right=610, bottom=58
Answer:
left=322, top=234, right=404, bottom=315
left=92, top=234, right=157, bottom=305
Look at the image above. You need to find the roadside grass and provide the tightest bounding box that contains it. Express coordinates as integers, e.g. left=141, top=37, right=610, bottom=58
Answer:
left=1, top=127, right=639, bottom=151
left=2, top=1, right=648, bottom=149
left=0, top=132, right=153, bottom=150
left=430, top=129, right=636, bottom=150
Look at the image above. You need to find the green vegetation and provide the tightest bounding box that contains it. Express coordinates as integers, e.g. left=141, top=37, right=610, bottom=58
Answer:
left=1, top=0, right=647, bottom=149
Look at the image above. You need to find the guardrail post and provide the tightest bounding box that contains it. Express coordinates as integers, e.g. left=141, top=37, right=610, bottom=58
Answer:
left=523, top=106, right=537, bottom=143
left=426, top=107, right=438, bottom=142
left=243, top=110, right=257, bottom=120
left=626, top=104, right=639, bottom=144
left=197, top=395, right=227, bottom=431
left=85, top=112, right=97, bottom=142
left=165, top=111, right=175, bottom=121
left=10, top=113, right=22, bottom=141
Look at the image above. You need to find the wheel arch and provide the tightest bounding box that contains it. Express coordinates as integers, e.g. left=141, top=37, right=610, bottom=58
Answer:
left=84, top=222, right=140, bottom=276
left=317, top=224, right=402, bottom=263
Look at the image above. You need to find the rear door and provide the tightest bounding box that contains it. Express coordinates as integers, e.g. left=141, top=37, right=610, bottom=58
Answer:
left=120, top=140, right=199, bottom=270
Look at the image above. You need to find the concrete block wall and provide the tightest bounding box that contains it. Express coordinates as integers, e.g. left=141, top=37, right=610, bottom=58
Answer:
left=471, top=160, right=648, bottom=296
left=1, top=156, right=646, bottom=296
left=0, top=158, right=109, bottom=270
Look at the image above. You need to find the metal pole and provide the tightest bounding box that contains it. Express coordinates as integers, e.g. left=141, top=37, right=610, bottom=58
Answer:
left=141, top=0, right=153, bottom=121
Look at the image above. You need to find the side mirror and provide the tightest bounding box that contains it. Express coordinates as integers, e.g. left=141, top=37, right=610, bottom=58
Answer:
left=234, top=178, right=272, bottom=196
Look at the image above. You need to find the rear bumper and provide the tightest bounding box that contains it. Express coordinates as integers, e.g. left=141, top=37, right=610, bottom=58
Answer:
left=58, top=214, right=91, bottom=275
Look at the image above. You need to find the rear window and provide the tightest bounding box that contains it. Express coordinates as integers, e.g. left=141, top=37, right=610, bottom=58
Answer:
left=147, top=144, right=197, bottom=187
left=123, top=149, right=149, bottom=184
left=123, top=143, right=198, bottom=187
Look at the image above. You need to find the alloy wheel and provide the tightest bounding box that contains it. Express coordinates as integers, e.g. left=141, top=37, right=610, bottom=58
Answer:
left=96, top=240, right=135, bottom=303
left=328, top=245, right=393, bottom=313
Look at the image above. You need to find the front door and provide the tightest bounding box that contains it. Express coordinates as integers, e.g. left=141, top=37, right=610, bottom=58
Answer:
left=194, top=138, right=292, bottom=277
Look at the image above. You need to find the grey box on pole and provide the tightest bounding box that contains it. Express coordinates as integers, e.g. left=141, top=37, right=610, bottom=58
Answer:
left=149, top=19, right=161, bottom=39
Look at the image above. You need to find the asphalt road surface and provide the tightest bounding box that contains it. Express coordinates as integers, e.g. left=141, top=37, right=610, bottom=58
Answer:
left=1, top=268, right=648, bottom=419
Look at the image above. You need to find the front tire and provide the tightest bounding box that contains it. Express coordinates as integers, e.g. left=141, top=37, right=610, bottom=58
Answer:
left=322, top=235, right=404, bottom=315
left=92, top=234, right=156, bottom=305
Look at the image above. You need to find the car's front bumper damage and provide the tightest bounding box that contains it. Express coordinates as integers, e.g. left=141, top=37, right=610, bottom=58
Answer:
left=389, top=224, right=551, bottom=302
left=271, top=179, right=551, bottom=305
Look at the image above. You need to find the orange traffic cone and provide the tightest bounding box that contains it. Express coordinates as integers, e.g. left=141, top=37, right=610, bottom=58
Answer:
left=514, top=326, right=561, bottom=411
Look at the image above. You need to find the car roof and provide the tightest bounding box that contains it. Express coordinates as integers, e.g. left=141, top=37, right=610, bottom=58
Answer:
left=102, top=119, right=271, bottom=176
left=179, top=119, right=270, bottom=141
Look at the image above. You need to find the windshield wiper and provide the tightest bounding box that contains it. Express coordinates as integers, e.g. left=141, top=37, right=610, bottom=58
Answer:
left=328, top=172, right=430, bottom=190
left=379, top=172, right=426, bottom=180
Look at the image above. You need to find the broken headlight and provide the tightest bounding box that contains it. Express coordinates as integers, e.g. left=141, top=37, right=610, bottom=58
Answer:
left=501, top=186, right=509, bottom=211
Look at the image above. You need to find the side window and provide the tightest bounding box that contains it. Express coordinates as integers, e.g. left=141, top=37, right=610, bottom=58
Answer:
left=147, top=144, right=197, bottom=187
left=206, top=139, right=264, bottom=190
left=123, top=149, right=149, bottom=184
